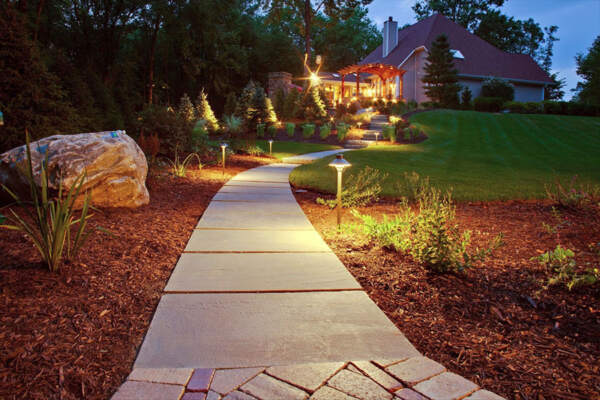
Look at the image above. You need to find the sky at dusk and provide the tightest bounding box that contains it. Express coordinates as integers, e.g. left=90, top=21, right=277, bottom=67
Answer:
left=367, top=0, right=600, bottom=99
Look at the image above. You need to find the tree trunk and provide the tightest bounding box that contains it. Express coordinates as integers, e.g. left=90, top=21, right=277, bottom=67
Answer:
left=34, top=0, right=45, bottom=42
left=304, top=0, right=312, bottom=69
left=147, top=16, right=161, bottom=105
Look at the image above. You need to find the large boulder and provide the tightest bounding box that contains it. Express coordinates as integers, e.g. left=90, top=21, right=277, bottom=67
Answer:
left=0, top=130, right=149, bottom=208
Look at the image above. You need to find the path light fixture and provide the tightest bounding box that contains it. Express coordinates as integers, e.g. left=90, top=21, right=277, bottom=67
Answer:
left=220, top=142, right=228, bottom=175
left=375, top=131, right=380, bottom=145
left=329, top=154, right=351, bottom=227
left=268, top=139, right=273, bottom=155
left=0, top=111, right=3, bottom=126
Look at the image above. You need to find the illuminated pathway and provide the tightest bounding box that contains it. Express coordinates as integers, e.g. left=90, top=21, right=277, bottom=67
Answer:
left=112, top=158, right=505, bottom=400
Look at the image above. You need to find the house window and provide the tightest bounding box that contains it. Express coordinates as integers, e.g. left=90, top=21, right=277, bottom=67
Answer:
left=451, top=49, right=464, bottom=59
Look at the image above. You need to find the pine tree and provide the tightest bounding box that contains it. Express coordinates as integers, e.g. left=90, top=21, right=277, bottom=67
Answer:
left=460, top=87, right=472, bottom=109
left=422, top=34, right=460, bottom=107
left=301, top=87, right=328, bottom=121
left=264, top=97, right=278, bottom=123
left=223, top=92, right=238, bottom=117
left=178, top=93, right=196, bottom=122
left=235, top=81, right=257, bottom=123
left=283, top=89, right=301, bottom=119
left=273, top=88, right=286, bottom=120
left=0, top=5, right=79, bottom=151
left=195, top=89, right=219, bottom=132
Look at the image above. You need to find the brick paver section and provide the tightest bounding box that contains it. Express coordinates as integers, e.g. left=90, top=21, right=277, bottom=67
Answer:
left=111, top=161, right=506, bottom=400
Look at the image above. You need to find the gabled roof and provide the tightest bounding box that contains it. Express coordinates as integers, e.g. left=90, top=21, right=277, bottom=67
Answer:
left=360, top=14, right=553, bottom=84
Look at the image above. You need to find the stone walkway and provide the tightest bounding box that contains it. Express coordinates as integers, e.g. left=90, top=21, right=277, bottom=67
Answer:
left=112, top=157, right=505, bottom=400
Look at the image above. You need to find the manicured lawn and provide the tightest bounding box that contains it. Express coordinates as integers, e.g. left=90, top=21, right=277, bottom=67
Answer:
left=290, top=110, right=600, bottom=201
left=255, top=140, right=340, bottom=160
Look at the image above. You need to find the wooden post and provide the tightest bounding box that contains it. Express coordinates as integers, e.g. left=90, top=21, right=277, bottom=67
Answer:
left=356, top=70, right=360, bottom=98
left=341, top=75, right=345, bottom=100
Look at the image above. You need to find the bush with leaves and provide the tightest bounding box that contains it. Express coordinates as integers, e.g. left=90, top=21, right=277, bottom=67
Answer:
left=460, top=87, right=473, bottom=109
left=300, top=87, right=328, bottom=122
left=242, top=144, right=264, bottom=156
left=302, top=123, right=316, bottom=138
left=481, top=77, right=515, bottom=101
left=382, top=125, right=396, bottom=142
left=545, top=175, right=600, bottom=209
left=285, top=122, right=296, bottom=137
left=473, top=97, right=504, bottom=112
left=267, top=124, right=278, bottom=139
left=136, top=105, right=190, bottom=154
left=178, top=93, right=196, bottom=123
left=190, top=120, right=209, bottom=153
left=283, top=89, right=301, bottom=119
left=317, top=166, right=388, bottom=208
left=319, top=124, right=331, bottom=139
left=195, top=89, right=219, bottom=133
left=336, top=123, right=350, bottom=141
left=223, top=92, right=238, bottom=117
left=164, top=146, right=202, bottom=178
left=0, top=133, right=93, bottom=272
left=256, top=123, right=266, bottom=138
left=533, top=245, right=599, bottom=291
left=138, top=131, right=160, bottom=164
left=273, top=88, right=286, bottom=119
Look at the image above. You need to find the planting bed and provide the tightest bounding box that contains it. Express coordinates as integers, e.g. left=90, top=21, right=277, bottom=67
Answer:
left=296, top=190, right=600, bottom=400
left=0, top=155, right=272, bottom=400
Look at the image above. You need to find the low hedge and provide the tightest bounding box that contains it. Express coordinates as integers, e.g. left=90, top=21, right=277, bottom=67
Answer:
left=473, top=97, right=504, bottom=112
left=504, top=100, right=600, bottom=116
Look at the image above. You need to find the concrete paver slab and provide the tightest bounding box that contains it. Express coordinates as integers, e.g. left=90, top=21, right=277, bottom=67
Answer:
left=212, top=191, right=296, bottom=202
left=196, top=201, right=312, bottom=230
left=266, top=362, right=345, bottom=392
left=465, top=390, right=506, bottom=400
left=185, top=230, right=330, bottom=252
left=165, top=253, right=361, bottom=292
left=210, top=367, right=264, bottom=395
left=412, top=372, right=478, bottom=400
left=386, top=357, right=446, bottom=385
left=310, top=386, right=356, bottom=400
left=328, top=369, right=393, bottom=400
left=283, top=149, right=350, bottom=164
left=217, top=185, right=292, bottom=194
left=224, top=181, right=290, bottom=188
left=111, top=381, right=184, bottom=400
left=240, top=373, right=308, bottom=400
left=229, top=165, right=295, bottom=183
left=128, top=368, right=193, bottom=385
left=133, top=292, right=419, bottom=369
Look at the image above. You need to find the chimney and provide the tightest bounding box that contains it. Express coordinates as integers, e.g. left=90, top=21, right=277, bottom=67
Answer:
left=382, top=16, right=398, bottom=58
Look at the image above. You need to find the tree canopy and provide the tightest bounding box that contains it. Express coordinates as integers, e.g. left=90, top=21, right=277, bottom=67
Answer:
left=573, top=36, right=600, bottom=104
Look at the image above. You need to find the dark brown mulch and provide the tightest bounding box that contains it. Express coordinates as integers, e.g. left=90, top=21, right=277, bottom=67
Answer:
left=295, top=191, right=600, bottom=400
left=0, top=155, right=272, bottom=400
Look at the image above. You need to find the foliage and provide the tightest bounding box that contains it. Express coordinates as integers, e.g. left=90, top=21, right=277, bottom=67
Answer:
left=573, top=35, right=600, bottom=104
left=264, top=96, right=278, bottom=124
left=395, top=171, right=431, bottom=203
left=223, top=115, right=243, bottom=138
left=242, top=145, right=265, bottom=156
left=0, top=133, right=93, bottom=272
left=545, top=175, right=600, bottom=209
left=195, top=89, right=219, bottom=133
left=223, top=92, right=238, bottom=117
left=319, top=124, right=331, bottom=139
left=283, top=89, right=301, bottom=120
left=460, top=87, right=473, bottom=109
left=382, top=125, right=396, bottom=142
left=136, top=106, right=190, bottom=154
left=534, top=245, right=599, bottom=291
left=267, top=124, right=278, bottom=138
left=300, top=87, right=328, bottom=122
left=317, top=166, right=387, bottom=208
left=422, top=34, right=460, bottom=107
left=138, top=132, right=160, bottom=164
left=286, top=122, right=296, bottom=137
left=178, top=93, right=196, bottom=123
left=545, top=73, right=566, bottom=102
left=257, top=123, right=266, bottom=138
left=273, top=88, right=286, bottom=119
left=302, top=123, right=316, bottom=138
left=481, top=78, right=514, bottom=102
left=413, top=0, right=505, bottom=31
left=473, top=97, right=504, bottom=112
left=348, top=209, right=412, bottom=251
left=190, top=120, right=209, bottom=153
left=165, top=148, right=202, bottom=178
left=336, top=123, right=350, bottom=141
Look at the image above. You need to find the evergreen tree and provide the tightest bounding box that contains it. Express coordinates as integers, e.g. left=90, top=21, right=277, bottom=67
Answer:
left=195, top=89, right=219, bottom=132
left=545, top=72, right=566, bottom=101
left=264, top=97, right=278, bottom=123
left=301, top=87, right=328, bottom=121
left=273, top=88, right=286, bottom=119
left=422, top=34, right=460, bottom=107
left=223, top=92, right=238, bottom=117
left=235, top=81, right=257, bottom=123
left=283, top=89, right=301, bottom=119
left=178, top=93, right=196, bottom=123
left=0, top=5, right=79, bottom=151
left=460, top=87, right=472, bottom=109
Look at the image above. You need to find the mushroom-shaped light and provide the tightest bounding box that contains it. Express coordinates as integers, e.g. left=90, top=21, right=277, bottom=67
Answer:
left=329, top=154, right=351, bottom=172
left=220, top=142, right=228, bottom=149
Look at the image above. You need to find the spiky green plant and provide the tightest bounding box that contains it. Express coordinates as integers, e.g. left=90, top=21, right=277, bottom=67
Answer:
left=165, top=147, right=202, bottom=177
left=0, top=132, right=93, bottom=272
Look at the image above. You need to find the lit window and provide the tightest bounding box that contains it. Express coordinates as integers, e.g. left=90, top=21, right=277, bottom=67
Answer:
left=451, top=49, right=464, bottom=59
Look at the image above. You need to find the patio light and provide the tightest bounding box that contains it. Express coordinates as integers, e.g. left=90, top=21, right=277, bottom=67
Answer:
left=220, top=142, right=228, bottom=175
left=375, top=131, right=380, bottom=144
left=329, top=154, right=351, bottom=227
left=268, top=139, right=273, bottom=155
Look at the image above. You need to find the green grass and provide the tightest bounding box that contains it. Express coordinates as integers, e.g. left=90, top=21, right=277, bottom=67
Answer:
left=290, top=110, right=600, bottom=201
left=255, top=140, right=340, bottom=160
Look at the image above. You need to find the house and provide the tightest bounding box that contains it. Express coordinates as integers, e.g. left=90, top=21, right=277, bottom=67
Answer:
left=340, top=13, right=553, bottom=103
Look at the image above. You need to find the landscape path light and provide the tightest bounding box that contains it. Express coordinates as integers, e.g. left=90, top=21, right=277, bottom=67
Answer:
left=220, top=142, right=228, bottom=175
left=375, top=131, right=379, bottom=145
left=268, top=139, right=273, bottom=155
left=0, top=110, right=3, bottom=126
left=329, top=154, right=351, bottom=227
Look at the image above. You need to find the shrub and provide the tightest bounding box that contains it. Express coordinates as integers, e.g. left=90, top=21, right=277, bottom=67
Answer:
left=382, top=125, right=396, bottom=142
left=348, top=101, right=359, bottom=115
left=319, top=124, right=331, bottom=139
left=165, top=146, right=202, bottom=177
left=481, top=77, right=514, bottom=101
left=335, top=103, right=348, bottom=119
left=545, top=175, right=600, bottom=209
left=0, top=133, right=93, bottom=272
left=283, top=89, right=301, bottom=119
left=533, top=245, right=599, bottom=290
left=235, top=81, right=274, bottom=131
left=567, top=102, right=600, bottom=116
left=223, top=92, right=238, bottom=117
left=317, top=166, right=388, bottom=208
left=420, top=101, right=439, bottom=109
left=460, top=87, right=473, bottom=109
left=336, top=123, right=349, bottom=141
left=223, top=114, right=242, bottom=138
left=285, top=122, right=295, bottom=137
left=473, top=97, right=504, bottom=112
left=300, top=87, right=327, bottom=121
left=302, top=123, right=316, bottom=138
left=195, top=89, right=219, bottom=132
left=267, top=124, right=277, bottom=139
left=243, top=145, right=265, bottom=156
left=178, top=93, right=196, bottom=122
left=505, top=101, right=526, bottom=113
left=543, top=101, right=569, bottom=115
left=273, top=88, right=286, bottom=119
left=351, top=181, right=502, bottom=273
left=395, top=171, right=431, bottom=203
left=138, top=131, right=160, bottom=163
left=136, top=105, right=190, bottom=153
left=256, top=123, right=266, bottom=138
left=349, top=209, right=412, bottom=251
left=523, top=102, right=542, bottom=114
left=360, top=98, right=373, bottom=108
left=190, top=119, right=209, bottom=153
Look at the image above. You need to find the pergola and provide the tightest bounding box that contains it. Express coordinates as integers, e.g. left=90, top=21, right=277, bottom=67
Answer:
left=338, top=63, right=406, bottom=100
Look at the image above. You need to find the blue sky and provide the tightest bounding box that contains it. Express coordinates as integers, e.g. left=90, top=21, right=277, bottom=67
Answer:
left=367, top=0, right=600, bottom=99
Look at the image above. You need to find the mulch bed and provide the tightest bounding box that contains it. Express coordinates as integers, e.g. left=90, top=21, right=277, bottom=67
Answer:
left=295, top=190, right=600, bottom=400
left=0, top=155, right=272, bottom=400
